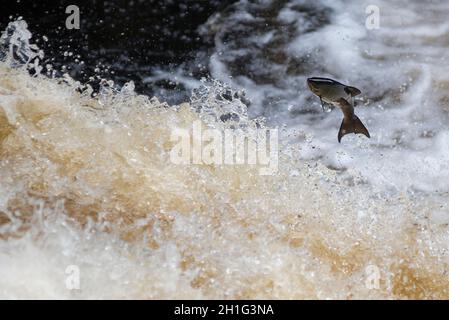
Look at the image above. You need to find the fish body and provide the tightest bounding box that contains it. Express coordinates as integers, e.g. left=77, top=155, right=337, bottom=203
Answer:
left=307, top=77, right=370, bottom=142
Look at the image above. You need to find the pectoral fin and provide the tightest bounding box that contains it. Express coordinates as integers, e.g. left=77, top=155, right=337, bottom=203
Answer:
left=338, top=115, right=370, bottom=143
left=344, top=86, right=362, bottom=97
left=320, top=97, right=334, bottom=112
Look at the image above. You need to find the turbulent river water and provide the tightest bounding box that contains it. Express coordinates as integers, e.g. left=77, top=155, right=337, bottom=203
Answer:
left=1, top=0, right=449, bottom=299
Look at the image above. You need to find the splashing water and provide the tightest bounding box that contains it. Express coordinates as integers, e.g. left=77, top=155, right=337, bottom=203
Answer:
left=0, top=18, right=44, bottom=73
left=202, top=0, right=449, bottom=195
left=0, top=13, right=449, bottom=300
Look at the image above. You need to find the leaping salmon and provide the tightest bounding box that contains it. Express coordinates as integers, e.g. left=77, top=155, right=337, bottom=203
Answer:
left=307, top=77, right=370, bottom=143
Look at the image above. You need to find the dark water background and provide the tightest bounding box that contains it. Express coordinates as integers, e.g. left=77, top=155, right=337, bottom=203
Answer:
left=0, top=0, right=236, bottom=102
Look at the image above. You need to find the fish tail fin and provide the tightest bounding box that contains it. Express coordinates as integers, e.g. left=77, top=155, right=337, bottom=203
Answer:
left=338, top=115, right=370, bottom=143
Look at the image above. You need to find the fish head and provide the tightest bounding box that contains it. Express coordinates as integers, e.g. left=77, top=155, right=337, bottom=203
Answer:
left=307, top=77, right=337, bottom=97
left=307, top=77, right=321, bottom=96
left=307, top=77, right=354, bottom=103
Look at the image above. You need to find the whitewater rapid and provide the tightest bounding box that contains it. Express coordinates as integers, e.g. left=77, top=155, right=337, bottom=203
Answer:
left=201, top=0, right=449, bottom=194
left=1, top=0, right=449, bottom=299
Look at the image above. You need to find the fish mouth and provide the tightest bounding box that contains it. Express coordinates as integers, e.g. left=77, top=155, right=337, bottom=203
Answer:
left=307, top=78, right=318, bottom=93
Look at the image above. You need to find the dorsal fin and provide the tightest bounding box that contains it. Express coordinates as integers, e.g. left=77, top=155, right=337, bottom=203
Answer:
left=344, top=86, right=362, bottom=97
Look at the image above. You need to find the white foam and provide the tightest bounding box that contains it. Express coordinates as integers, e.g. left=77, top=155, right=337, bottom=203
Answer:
left=2, top=2, right=449, bottom=299
left=204, top=0, right=449, bottom=193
